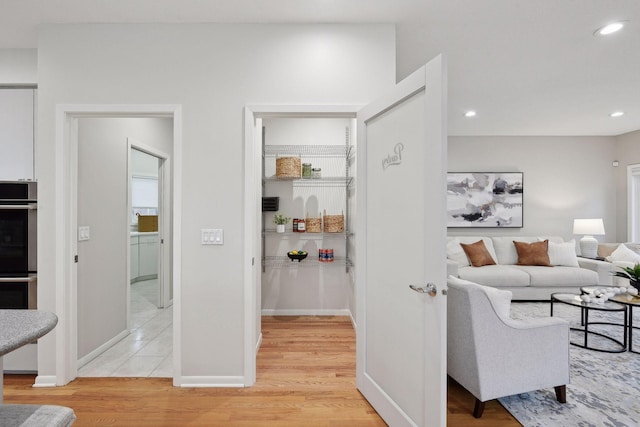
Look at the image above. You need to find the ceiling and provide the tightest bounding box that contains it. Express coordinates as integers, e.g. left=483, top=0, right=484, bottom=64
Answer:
left=2, top=0, right=638, bottom=136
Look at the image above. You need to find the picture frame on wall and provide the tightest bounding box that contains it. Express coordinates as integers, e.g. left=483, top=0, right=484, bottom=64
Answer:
left=447, top=172, right=523, bottom=228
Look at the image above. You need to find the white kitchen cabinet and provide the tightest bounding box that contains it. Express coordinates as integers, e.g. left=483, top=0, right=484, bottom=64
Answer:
left=0, top=88, right=35, bottom=181
left=138, top=234, right=158, bottom=278
left=130, top=233, right=158, bottom=282
left=130, top=236, right=139, bottom=281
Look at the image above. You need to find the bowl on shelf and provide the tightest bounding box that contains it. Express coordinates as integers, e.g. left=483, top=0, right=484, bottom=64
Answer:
left=287, top=250, right=308, bottom=262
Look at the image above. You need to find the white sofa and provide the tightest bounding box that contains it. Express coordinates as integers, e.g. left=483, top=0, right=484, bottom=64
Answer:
left=447, top=236, right=600, bottom=300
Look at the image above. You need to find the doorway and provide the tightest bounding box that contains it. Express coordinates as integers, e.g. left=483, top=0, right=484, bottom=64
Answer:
left=45, top=104, right=182, bottom=387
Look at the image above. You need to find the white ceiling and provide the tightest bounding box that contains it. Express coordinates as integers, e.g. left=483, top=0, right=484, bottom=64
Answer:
left=2, top=0, right=638, bottom=136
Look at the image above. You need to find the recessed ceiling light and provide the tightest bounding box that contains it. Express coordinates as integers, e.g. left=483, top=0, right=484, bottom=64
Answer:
left=594, top=21, right=627, bottom=36
left=464, top=111, right=476, bottom=117
left=609, top=111, right=625, bottom=118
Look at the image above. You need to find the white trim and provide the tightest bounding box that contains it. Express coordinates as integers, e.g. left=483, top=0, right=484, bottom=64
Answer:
left=44, top=104, right=182, bottom=388
left=32, top=376, right=57, bottom=388
left=179, top=376, right=246, bottom=388
left=261, top=309, right=353, bottom=316
left=77, top=330, right=130, bottom=368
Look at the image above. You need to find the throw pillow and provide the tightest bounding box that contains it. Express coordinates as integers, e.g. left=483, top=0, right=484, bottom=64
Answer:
left=460, top=240, right=496, bottom=267
left=446, top=238, right=470, bottom=267
left=606, top=244, right=640, bottom=264
left=513, top=240, right=551, bottom=266
left=447, top=275, right=512, bottom=320
left=547, top=239, right=579, bottom=267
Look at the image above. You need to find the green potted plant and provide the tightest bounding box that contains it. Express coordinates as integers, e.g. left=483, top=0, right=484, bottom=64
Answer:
left=273, top=213, right=291, bottom=233
left=612, top=263, right=640, bottom=293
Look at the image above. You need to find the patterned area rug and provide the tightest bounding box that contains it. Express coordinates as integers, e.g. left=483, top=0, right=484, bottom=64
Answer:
left=499, top=302, right=640, bottom=427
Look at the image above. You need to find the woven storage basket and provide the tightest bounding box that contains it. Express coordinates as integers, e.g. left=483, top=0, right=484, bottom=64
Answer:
left=305, top=215, right=322, bottom=233
left=323, top=210, right=344, bottom=233
left=276, top=156, right=301, bottom=178
left=137, top=214, right=158, bottom=232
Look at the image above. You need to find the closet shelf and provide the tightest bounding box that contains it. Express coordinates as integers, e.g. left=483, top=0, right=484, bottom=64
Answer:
left=263, top=176, right=353, bottom=187
left=263, top=230, right=353, bottom=238
left=264, top=144, right=354, bottom=159
left=263, top=256, right=352, bottom=268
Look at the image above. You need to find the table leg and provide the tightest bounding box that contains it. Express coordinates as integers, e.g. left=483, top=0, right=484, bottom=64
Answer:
left=1, top=355, right=3, bottom=404
left=584, top=308, right=589, bottom=348
left=629, top=306, right=634, bottom=352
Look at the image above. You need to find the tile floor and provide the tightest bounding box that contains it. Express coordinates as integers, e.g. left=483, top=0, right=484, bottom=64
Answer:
left=77, top=279, right=173, bottom=377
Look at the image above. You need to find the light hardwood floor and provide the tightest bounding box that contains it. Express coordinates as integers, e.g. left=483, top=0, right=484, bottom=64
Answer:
left=3, top=316, right=520, bottom=426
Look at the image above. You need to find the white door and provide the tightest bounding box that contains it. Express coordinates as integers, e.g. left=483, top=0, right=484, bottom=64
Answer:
left=356, top=55, right=447, bottom=426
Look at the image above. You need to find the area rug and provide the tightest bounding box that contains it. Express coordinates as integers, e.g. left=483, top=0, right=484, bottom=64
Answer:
left=499, top=302, right=640, bottom=427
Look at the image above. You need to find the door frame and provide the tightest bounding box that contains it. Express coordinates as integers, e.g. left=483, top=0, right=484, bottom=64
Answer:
left=38, top=104, right=182, bottom=387
left=128, top=140, right=172, bottom=311
left=627, top=163, right=640, bottom=242
left=243, top=104, right=361, bottom=386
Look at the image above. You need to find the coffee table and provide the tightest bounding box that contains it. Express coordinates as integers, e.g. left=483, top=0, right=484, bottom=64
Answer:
left=610, top=293, right=640, bottom=354
left=551, top=292, right=628, bottom=353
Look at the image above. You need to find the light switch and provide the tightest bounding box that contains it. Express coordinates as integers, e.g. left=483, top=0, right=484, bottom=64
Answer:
left=78, top=226, right=90, bottom=241
left=201, top=229, right=223, bottom=245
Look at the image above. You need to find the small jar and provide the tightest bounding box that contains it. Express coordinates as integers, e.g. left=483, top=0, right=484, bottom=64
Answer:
left=292, top=218, right=299, bottom=232
left=302, top=163, right=312, bottom=178
left=297, top=219, right=306, bottom=232
left=312, top=168, right=321, bottom=179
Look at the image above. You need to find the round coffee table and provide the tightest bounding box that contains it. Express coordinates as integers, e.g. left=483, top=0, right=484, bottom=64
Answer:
left=551, top=292, right=628, bottom=353
left=610, top=293, right=640, bottom=354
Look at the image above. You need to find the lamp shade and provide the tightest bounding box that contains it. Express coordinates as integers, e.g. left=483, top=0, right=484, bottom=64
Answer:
left=573, top=218, right=605, bottom=236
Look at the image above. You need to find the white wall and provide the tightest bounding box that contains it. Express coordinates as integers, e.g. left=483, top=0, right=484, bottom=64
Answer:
left=0, top=49, right=37, bottom=84
left=76, top=117, right=172, bottom=361
left=614, top=129, right=640, bottom=241
left=36, top=24, right=395, bottom=383
left=448, top=136, right=617, bottom=244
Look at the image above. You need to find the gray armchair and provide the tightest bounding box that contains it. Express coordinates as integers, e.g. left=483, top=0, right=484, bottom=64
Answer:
left=447, top=276, right=570, bottom=418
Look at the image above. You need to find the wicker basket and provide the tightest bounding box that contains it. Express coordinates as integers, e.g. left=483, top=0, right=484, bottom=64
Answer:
left=137, top=214, right=158, bottom=232
left=305, top=215, right=322, bottom=233
left=323, top=210, right=344, bottom=233
left=276, top=156, right=301, bottom=178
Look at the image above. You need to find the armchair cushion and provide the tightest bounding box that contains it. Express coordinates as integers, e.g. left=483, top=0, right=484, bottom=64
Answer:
left=606, top=243, right=640, bottom=264
left=448, top=276, right=511, bottom=319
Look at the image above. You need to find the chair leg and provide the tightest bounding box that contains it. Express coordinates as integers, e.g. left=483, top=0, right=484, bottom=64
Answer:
left=473, top=398, right=486, bottom=418
left=554, top=385, right=567, bottom=403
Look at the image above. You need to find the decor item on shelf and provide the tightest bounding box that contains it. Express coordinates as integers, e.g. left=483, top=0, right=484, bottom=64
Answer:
left=302, top=163, right=312, bottom=178
left=573, top=218, right=605, bottom=258
left=273, top=213, right=291, bottom=233
left=275, top=156, right=301, bottom=178
left=262, top=196, right=280, bottom=212
left=446, top=172, right=523, bottom=228
left=305, top=213, right=322, bottom=233
left=612, top=263, right=640, bottom=294
left=287, top=250, right=308, bottom=262
left=323, top=209, right=344, bottom=233
left=312, top=168, right=321, bottom=178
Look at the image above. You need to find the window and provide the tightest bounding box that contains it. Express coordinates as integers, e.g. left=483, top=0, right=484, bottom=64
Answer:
left=131, top=176, right=158, bottom=223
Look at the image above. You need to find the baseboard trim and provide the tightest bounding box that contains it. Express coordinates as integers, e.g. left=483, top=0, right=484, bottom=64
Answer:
left=33, top=375, right=57, bottom=388
left=178, top=376, right=245, bottom=388
left=77, top=330, right=130, bottom=368
left=261, top=309, right=352, bottom=316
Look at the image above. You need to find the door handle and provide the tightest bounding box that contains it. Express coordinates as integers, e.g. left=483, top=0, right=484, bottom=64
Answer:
left=409, top=283, right=437, bottom=297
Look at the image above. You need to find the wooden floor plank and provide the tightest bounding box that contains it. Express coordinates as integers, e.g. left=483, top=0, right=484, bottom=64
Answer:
left=3, top=316, right=520, bottom=426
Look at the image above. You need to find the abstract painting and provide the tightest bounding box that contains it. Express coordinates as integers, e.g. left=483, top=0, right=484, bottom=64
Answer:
left=447, top=172, right=523, bottom=228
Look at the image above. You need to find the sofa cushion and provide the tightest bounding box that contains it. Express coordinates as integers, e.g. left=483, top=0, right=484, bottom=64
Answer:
left=458, top=265, right=531, bottom=288
left=606, top=244, right=640, bottom=264
left=514, top=240, right=551, bottom=266
left=461, top=240, right=496, bottom=267
left=545, top=239, right=579, bottom=267
left=512, top=265, right=599, bottom=287
left=491, top=236, right=563, bottom=265
left=447, top=236, right=498, bottom=265
left=447, top=238, right=470, bottom=267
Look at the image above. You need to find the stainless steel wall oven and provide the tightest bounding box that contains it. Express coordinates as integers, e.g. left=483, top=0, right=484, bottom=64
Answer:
left=0, top=181, right=37, bottom=309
